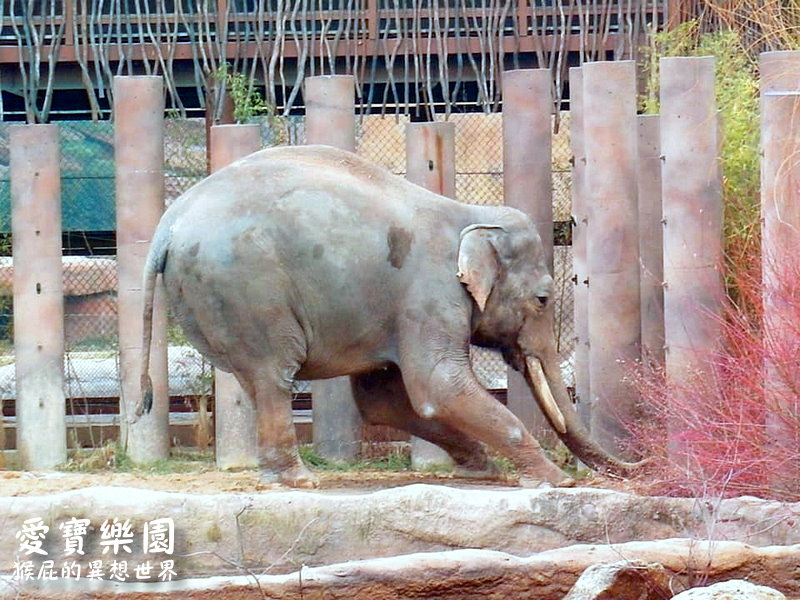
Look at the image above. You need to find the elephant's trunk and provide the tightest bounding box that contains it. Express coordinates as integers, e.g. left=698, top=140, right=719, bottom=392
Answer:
left=523, top=353, right=644, bottom=477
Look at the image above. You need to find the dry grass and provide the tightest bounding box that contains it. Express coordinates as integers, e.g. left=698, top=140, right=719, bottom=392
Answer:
left=693, top=0, right=800, bottom=53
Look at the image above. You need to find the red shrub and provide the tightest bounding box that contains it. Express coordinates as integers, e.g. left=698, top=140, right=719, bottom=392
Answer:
left=626, top=253, right=800, bottom=501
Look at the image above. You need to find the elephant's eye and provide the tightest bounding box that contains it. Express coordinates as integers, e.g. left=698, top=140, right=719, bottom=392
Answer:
left=536, top=296, right=548, bottom=307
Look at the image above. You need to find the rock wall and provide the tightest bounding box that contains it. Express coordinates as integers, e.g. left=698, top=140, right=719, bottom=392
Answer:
left=1, top=485, right=799, bottom=579
left=3, top=540, right=799, bottom=600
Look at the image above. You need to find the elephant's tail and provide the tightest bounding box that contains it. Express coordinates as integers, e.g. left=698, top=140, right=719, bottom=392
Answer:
left=136, top=222, right=171, bottom=418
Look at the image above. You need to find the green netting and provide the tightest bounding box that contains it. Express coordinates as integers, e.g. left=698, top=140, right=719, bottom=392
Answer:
left=0, top=121, right=116, bottom=233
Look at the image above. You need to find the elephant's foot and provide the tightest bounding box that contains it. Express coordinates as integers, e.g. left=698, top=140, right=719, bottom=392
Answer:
left=517, top=452, right=573, bottom=487
left=518, top=474, right=576, bottom=488
left=259, top=463, right=320, bottom=489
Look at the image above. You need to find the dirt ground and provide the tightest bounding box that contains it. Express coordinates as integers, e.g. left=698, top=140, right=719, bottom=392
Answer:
left=0, top=468, right=632, bottom=497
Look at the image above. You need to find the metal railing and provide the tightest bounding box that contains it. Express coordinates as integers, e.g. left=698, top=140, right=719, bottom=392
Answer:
left=0, top=1, right=665, bottom=48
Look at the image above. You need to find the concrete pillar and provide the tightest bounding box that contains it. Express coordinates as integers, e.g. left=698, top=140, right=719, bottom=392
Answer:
left=637, top=115, right=665, bottom=367
left=569, top=66, right=590, bottom=428
left=502, top=69, right=557, bottom=445
left=305, top=75, right=363, bottom=462
left=406, top=121, right=457, bottom=470
left=660, top=57, right=723, bottom=456
left=406, top=122, right=456, bottom=194
left=115, top=76, right=170, bottom=464
left=582, top=61, right=641, bottom=456
left=11, top=125, right=66, bottom=470
left=759, top=51, right=800, bottom=497
left=502, top=69, right=554, bottom=269
left=304, top=75, right=357, bottom=152
left=210, top=124, right=262, bottom=469
left=759, top=51, right=800, bottom=95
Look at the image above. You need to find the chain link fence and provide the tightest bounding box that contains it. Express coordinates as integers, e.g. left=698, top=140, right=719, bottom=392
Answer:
left=0, top=122, right=122, bottom=447
left=0, top=112, right=575, bottom=450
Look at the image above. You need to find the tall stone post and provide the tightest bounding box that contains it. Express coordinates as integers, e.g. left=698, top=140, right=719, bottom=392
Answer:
left=305, top=75, right=357, bottom=152
left=759, top=51, right=800, bottom=95
left=11, top=125, right=66, bottom=470
left=502, top=69, right=557, bottom=445
left=637, top=115, right=665, bottom=367
left=406, top=121, right=457, bottom=469
left=115, top=76, right=170, bottom=463
left=305, top=75, right=363, bottom=462
left=759, top=50, right=800, bottom=497
left=569, top=66, right=590, bottom=427
left=582, top=61, right=641, bottom=456
left=660, top=57, right=723, bottom=459
left=210, top=124, right=262, bottom=469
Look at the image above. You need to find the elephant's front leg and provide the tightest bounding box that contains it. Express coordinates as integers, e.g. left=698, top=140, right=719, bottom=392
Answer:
left=351, top=365, right=500, bottom=477
left=400, top=355, right=570, bottom=486
left=243, top=369, right=318, bottom=489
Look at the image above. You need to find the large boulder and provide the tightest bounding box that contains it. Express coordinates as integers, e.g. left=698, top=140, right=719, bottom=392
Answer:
left=671, top=580, right=786, bottom=600
left=563, top=560, right=670, bottom=600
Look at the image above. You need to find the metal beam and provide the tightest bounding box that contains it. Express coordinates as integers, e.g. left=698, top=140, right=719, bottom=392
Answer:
left=759, top=50, right=800, bottom=499
left=637, top=114, right=664, bottom=367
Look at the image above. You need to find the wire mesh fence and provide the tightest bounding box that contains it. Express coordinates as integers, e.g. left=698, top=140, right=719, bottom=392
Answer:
left=0, top=111, right=576, bottom=449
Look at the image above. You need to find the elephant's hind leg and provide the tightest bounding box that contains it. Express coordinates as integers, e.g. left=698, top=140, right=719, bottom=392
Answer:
left=244, top=367, right=318, bottom=488
left=351, top=366, right=498, bottom=477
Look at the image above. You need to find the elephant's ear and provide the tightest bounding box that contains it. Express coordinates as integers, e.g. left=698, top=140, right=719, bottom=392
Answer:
left=457, top=225, right=504, bottom=312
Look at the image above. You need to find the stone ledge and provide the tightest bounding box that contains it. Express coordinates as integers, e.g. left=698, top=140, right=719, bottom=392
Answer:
left=3, top=540, right=799, bottom=600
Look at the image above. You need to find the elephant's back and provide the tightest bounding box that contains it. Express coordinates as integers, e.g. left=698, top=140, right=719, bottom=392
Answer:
left=164, top=145, right=462, bottom=268
left=174, top=145, right=453, bottom=217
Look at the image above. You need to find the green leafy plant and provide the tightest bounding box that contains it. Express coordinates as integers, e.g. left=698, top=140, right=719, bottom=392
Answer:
left=299, top=445, right=413, bottom=472
left=215, top=64, right=269, bottom=122
left=217, top=63, right=270, bottom=123
left=216, top=64, right=289, bottom=145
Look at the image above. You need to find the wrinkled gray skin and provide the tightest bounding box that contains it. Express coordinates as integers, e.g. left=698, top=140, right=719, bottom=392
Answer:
left=137, top=145, right=640, bottom=487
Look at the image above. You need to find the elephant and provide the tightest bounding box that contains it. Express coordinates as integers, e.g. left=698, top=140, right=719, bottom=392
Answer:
left=137, top=144, right=641, bottom=488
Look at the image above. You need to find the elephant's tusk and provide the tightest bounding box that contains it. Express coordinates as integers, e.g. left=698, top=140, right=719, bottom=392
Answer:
left=526, top=356, right=567, bottom=434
